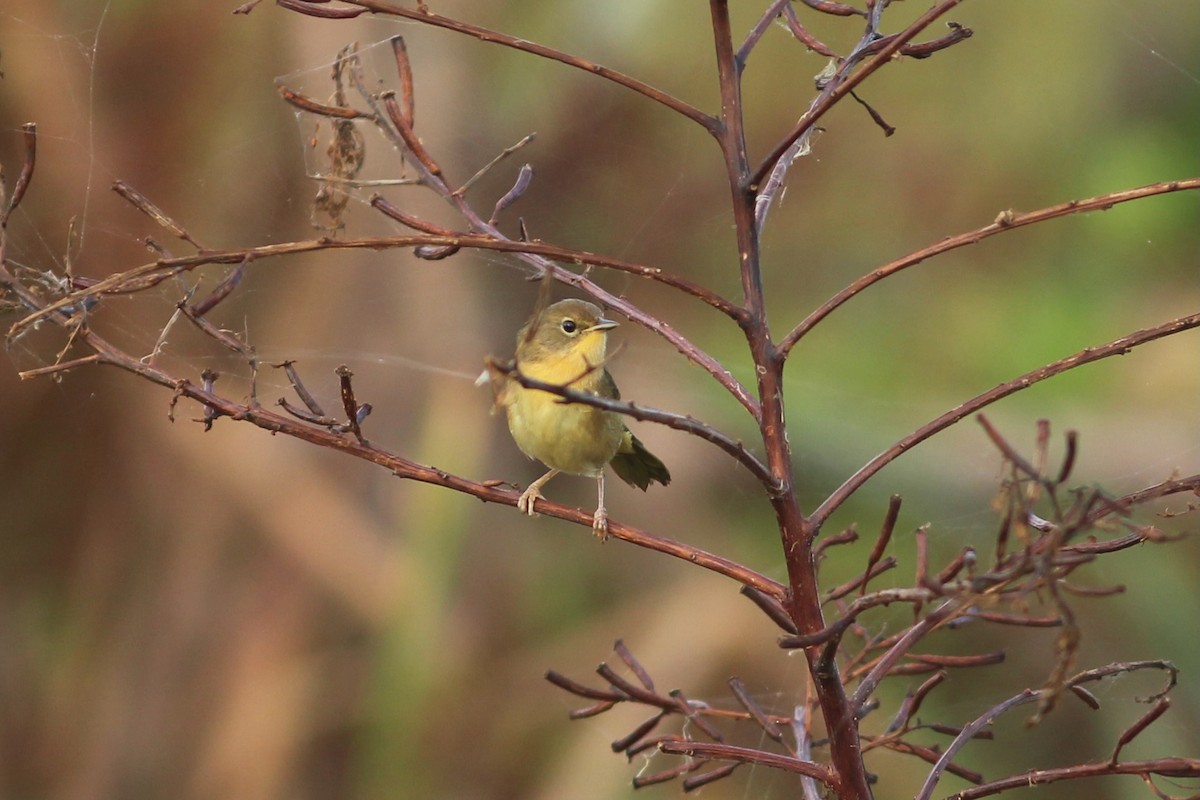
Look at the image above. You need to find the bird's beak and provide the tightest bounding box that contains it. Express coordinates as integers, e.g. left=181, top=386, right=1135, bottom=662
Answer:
left=589, top=317, right=619, bottom=333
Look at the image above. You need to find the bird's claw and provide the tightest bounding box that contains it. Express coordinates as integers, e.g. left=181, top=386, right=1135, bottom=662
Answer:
left=517, top=486, right=542, bottom=517
left=592, top=508, right=609, bottom=542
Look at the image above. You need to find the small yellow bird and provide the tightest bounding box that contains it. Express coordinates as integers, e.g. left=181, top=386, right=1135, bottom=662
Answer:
left=498, top=299, right=670, bottom=539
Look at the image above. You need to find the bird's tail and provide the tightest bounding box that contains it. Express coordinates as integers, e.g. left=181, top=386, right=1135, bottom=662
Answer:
left=610, top=431, right=671, bottom=490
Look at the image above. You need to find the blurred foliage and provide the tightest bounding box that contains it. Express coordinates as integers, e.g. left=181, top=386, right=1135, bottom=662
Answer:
left=0, top=2, right=1197, bottom=799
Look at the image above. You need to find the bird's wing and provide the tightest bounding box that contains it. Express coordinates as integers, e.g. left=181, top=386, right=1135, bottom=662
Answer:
left=597, top=368, right=621, bottom=401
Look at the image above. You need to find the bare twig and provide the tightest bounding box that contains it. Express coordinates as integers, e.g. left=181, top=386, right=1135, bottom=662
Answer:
left=813, top=309, right=1200, bottom=526
left=729, top=677, right=784, bottom=742
left=112, top=180, right=204, bottom=249
left=751, top=1, right=966, bottom=191
left=289, top=0, right=719, bottom=133
left=456, top=134, right=535, bottom=199
left=658, top=739, right=836, bottom=786
left=916, top=689, right=1039, bottom=800
left=277, top=83, right=371, bottom=119
left=1, top=123, right=37, bottom=228
left=947, top=758, right=1200, bottom=800
left=277, top=0, right=366, bottom=19
left=489, top=358, right=776, bottom=489
left=59, top=328, right=785, bottom=598
left=389, top=35, right=415, bottom=127
left=781, top=178, right=1200, bottom=354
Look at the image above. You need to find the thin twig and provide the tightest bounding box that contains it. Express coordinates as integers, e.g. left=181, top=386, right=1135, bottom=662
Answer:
left=658, top=739, right=836, bottom=785
left=751, top=1, right=966, bottom=191
left=1, top=123, right=37, bottom=228
left=946, top=758, right=1200, bottom=800
left=781, top=178, right=1200, bottom=355
left=58, top=327, right=785, bottom=598
left=455, top=133, right=536, bottom=198
left=18, top=353, right=101, bottom=379
left=813, top=309, right=1200, bottom=526
left=111, top=180, right=204, bottom=250
left=916, top=689, right=1039, bottom=800
left=491, top=359, right=777, bottom=490
left=306, top=0, right=719, bottom=133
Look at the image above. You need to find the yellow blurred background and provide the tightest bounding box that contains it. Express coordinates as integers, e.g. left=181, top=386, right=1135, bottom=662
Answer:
left=1, top=2, right=1197, bottom=798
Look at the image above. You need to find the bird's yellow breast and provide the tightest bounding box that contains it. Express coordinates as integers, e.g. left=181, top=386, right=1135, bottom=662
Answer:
left=504, top=333, right=623, bottom=476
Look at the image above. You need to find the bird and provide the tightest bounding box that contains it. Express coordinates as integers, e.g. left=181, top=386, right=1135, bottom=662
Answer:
left=496, top=298, right=670, bottom=540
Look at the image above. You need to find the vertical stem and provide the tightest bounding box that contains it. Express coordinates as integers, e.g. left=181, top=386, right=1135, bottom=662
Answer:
left=709, top=3, right=871, bottom=797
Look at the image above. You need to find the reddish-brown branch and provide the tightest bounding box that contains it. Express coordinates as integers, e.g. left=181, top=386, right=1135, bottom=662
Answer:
left=916, top=689, right=1039, bottom=800
left=1, top=123, right=38, bottom=228
left=750, top=1, right=965, bottom=191
left=863, top=21, right=973, bottom=60
left=729, top=677, right=785, bottom=742
left=607, top=641, right=651, bottom=692
left=823, top=557, right=897, bottom=603
left=276, top=83, right=369, bottom=118
left=740, top=585, right=798, bottom=634
left=851, top=599, right=969, bottom=711
left=281, top=42, right=762, bottom=425
left=493, top=359, right=775, bottom=488
left=1111, top=699, right=1171, bottom=764
left=780, top=6, right=839, bottom=58
left=285, top=0, right=718, bottom=133
left=710, top=3, right=870, bottom=793
left=813, top=310, right=1200, bottom=526
left=111, top=180, right=204, bottom=249
left=277, top=0, right=365, bottom=18
left=682, top=763, right=739, bottom=791
left=389, top=36, right=415, bottom=127
left=946, top=758, right=1200, bottom=800
left=1085, top=474, right=1200, bottom=527
left=737, top=0, right=791, bottom=64
left=877, top=739, right=984, bottom=785
left=859, top=494, right=900, bottom=596
left=797, top=0, right=864, bottom=17
left=66, top=327, right=784, bottom=599
left=658, top=739, right=837, bottom=786
left=17, top=353, right=101, bottom=379
left=6, top=233, right=755, bottom=418
left=544, top=670, right=625, bottom=703
left=781, top=178, right=1200, bottom=354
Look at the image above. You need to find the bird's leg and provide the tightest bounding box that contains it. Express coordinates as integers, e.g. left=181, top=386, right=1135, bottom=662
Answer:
left=517, top=469, right=559, bottom=516
left=593, top=473, right=609, bottom=541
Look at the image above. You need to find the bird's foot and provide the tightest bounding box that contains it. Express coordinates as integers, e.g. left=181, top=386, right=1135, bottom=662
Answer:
left=517, top=485, right=543, bottom=516
left=592, top=508, right=609, bottom=542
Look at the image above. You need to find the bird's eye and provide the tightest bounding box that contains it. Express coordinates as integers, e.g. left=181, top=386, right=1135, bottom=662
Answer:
left=560, top=319, right=578, bottom=334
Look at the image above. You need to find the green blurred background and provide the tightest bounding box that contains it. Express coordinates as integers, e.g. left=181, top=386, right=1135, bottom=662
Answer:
left=1, top=2, right=1197, bottom=798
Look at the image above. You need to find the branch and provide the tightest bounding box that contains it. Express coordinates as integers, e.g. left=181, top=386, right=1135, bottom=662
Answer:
left=781, top=178, right=1200, bottom=354
left=750, top=0, right=965, bottom=192
left=920, top=659, right=1183, bottom=800
left=916, top=689, right=1039, bottom=800
left=850, top=599, right=968, bottom=710
left=491, top=360, right=778, bottom=490
left=1, top=123, right=37, bottom=228
left=279, top=45, right=763, bottom=421
left=736, top=0, right=790, bottom=64
left=280, top=0, right=718, bottom=133
left=947, top=759, right=1200, bottom=800
left=6, top=229, right=759, bottom=420
left=812, top=310, right=1200, bottom=526
left=65, top=326, right=785, bottom=600
left=658, top=739, right=836, bottom=786
left=1086, top=474, right=1200, bottom=527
